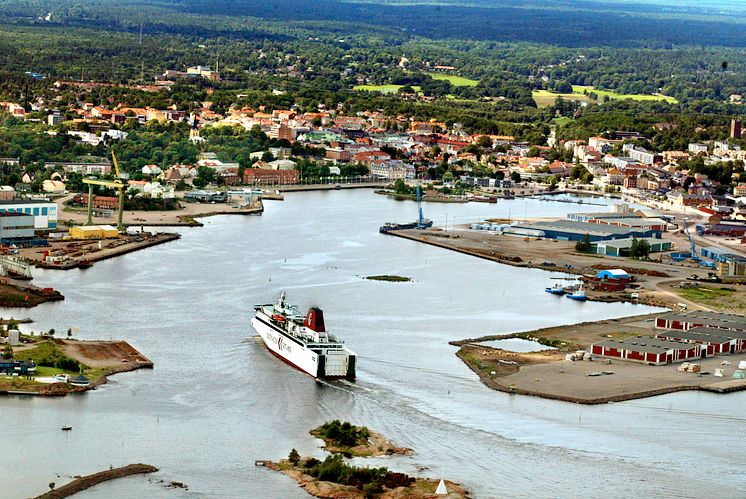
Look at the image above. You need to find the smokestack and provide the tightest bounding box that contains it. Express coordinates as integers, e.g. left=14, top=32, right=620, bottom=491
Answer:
left=304, top=307, right=325, bottom=332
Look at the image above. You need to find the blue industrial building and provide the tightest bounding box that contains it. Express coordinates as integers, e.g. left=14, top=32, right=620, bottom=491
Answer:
left=503, top=220, right=660, bottom=242
left=700, top=246, right=746, bottom=264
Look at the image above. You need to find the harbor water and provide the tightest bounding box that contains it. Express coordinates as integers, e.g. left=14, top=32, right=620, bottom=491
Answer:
left=1, top=190, right=745, bottom=498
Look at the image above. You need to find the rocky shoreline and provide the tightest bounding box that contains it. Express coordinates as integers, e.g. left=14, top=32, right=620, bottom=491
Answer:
left=35, top=463, right=158, bottom=498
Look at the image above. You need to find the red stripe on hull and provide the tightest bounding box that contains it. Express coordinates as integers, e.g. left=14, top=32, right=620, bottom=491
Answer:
left=263, top=343, right=353, bottom=380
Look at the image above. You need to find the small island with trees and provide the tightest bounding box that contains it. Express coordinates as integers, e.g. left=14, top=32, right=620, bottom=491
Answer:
left=310, top=420, right=412, bottom=458
left=259, top=420, right=467, bottom=498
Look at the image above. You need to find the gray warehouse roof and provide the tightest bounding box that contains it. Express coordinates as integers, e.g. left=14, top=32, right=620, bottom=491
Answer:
left=594, top=336, right=696, bottom=354
left=658, top=311, right=746, bottom=331
left=515, top=220, right=657, bottom=238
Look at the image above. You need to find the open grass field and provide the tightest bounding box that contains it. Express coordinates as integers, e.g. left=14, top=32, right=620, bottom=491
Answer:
left=353, top=84, right=423, bottom=94
left=426, top=72, right=479, bottom=86
left=572, top=85, right=678, bottom=103
left=532, top=89, right=594, bottom=108
left=553, top=116, right=574, bottom=126
left=675, top=285, right=746, bottom=313
left=533, top=85, right=678, bottom=108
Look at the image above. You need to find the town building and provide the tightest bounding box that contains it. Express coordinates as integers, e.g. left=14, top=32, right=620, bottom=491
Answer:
left=688, top=143, right=708, bottom=155
left=370, top=162, right=408, bottom=180
left=45, top=162, right=112, bottom=175
left=731, top=118, right=742, bottom=139
left=0, top=186, right=15, bottom=201
left=627, top=146, right=662, bottom=165
left=243, top=168, right=299, bottom=185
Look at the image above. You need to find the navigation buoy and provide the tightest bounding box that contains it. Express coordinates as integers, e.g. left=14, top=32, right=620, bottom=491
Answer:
left=435, top=478, right=448, bottom=495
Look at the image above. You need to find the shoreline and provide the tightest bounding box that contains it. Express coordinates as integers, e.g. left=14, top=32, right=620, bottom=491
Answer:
left=29, top=232, right=181, bottom=271
left=452, top=314, right=746, bottom=404
left=1, top=339, right=153, bottom=397
left=34, top=463, right=158, bottom=499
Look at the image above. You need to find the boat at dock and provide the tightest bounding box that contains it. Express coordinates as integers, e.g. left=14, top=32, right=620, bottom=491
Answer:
left=545, top=284, right=565, bottom=295
left=471, top=196, right=497, bottom=203
left=251, top=292, right=356, bottom=379
left=565, top=283, right=587, bottom=301
left=380, top=184, right=433, bottom=233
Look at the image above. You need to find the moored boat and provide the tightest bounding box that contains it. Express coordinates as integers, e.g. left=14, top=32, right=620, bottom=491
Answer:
left=565, top=283, right=587, bottom=301
left=545, top=284, right=565, bottom=295
left=380, top=184, right=432, bottom=233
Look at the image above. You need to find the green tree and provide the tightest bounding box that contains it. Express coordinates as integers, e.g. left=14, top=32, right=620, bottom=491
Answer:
left=510, top=171, right=521, bottom=183
left=575, top=233, right=592, bottom=253
left=630, top=238, right=651, bottom=259
left=2, top=344, right=13, bottom=359
left=288, top=448, right=300, bottom=465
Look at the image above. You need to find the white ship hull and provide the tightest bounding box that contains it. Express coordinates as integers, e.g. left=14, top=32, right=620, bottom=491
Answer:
left=252, top=314, right=355, bottom=379
left=252, top=316, right=320, bottom=377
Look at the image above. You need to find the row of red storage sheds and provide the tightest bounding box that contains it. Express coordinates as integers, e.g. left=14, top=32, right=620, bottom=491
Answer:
left=591, top=327, right=746, bottom=365
left=590, top=337, right=702, bottom=366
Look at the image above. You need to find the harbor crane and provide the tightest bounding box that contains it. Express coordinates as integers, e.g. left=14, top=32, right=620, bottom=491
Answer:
left=82, top=151, right=129, bottom=231
left=682, top=218, right=701, bottom=263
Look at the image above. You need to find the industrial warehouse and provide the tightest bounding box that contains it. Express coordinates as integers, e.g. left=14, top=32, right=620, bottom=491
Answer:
left=654, top=310, right=746, bottom=332
left=591, top=311, right=746, bottom=365
left=502, top=219, right=661, bottom=242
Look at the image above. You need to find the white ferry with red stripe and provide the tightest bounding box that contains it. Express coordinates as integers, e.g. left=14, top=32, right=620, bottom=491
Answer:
left=251, top=292, right=356, bottom=379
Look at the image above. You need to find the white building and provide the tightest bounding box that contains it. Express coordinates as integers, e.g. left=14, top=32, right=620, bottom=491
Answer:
left=370, top=162, right=408, bottom=180
left=0, top=200, right=58, bottom=230
left=688, top=143, right=708, bottom=154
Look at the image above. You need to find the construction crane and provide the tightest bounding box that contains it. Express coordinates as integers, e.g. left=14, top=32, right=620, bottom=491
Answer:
left=82, top=151, right=129, bottom=231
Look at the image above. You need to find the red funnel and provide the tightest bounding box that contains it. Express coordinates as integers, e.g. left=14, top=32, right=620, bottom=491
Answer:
left=304, top=307, right=326, bottom=332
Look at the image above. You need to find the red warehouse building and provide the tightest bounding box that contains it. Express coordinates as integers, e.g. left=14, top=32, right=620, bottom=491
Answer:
left=655, top=311, right=746, bottom=333
left=655, top=327, right=746, bottom=356
left=590, top=337, right=701, bottom=365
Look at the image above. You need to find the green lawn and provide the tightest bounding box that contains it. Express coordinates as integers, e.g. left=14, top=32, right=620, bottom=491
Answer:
left=532, top=89, right=594, bottom=108
left=353, top=84, right=421, bottom=94
left=675, top=286, right=746, bottom=313
left=572, top=85, right=678, bottom=103
left=426, top=73, right=479, bottom=87
left=533, top=86, right=678, bottom=108
left=354, top=72, right=477, bottom=94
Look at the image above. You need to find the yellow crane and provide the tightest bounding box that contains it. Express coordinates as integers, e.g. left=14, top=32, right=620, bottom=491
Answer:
left=82, top=151, right=129, bottom=231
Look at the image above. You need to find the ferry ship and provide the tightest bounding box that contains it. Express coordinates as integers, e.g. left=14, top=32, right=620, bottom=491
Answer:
left=251, top=292, right=356, bottom=379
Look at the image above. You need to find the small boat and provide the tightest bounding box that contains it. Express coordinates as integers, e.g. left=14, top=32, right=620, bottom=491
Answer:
left=566, top=283, right=587, bottom=301
left=545, top=284, right=565, bottom=295
left=61, top=426, right=72, bottom=431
